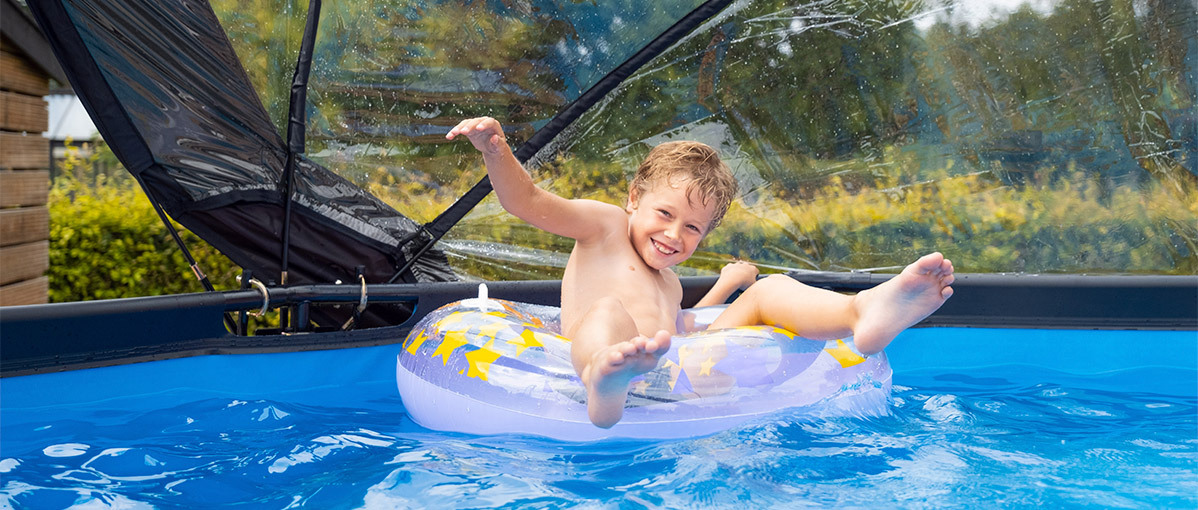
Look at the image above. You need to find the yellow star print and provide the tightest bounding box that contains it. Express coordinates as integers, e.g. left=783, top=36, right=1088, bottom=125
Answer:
left=663, top=359, right=682, bottom=391
left=431, top=331, right=468, bottom=365
left=825, top=339, right=866, bottom=368
left=699, top=356, right=716, bottom=376
left=506, top=328, right=545, bottom=356
left=405, top=329, right=429, bottom=355
left=677, top=344, right=694, bottom=366
left=463, top=339, right=502, bottom=381
left=631, top=379, right=652, bottom=395
left=475, top=320, right=510, bottom=343
left=437, top=311, right=471, bottom=332
left=766, top=325, right=798, bottom=340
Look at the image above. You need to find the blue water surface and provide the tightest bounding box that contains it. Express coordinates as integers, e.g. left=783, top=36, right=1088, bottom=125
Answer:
left=2, top=328, right=1195, bottom=509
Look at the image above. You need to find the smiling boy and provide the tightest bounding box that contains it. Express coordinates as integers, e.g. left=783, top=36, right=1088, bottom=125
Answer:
left=448, top=117, right=955, bottom=428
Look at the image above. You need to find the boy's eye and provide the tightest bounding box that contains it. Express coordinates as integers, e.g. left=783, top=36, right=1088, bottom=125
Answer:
left=658, top=209, right=671, bottom=218
left=687, top=224, right=702, bottom=234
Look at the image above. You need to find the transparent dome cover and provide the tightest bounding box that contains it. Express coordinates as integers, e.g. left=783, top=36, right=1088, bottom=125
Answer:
left=36, top=0, right=1198, bottom=284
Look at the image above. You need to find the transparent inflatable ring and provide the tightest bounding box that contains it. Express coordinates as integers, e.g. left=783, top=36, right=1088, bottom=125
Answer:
left=396, top=285, right=892, bottom=441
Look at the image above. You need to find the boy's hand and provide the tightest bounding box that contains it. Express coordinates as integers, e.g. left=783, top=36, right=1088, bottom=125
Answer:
left=446, top=117, right=508, bottom=155
left=694, top=260, right=759, bottom=308
left=720, top=261, right=759, bottom=291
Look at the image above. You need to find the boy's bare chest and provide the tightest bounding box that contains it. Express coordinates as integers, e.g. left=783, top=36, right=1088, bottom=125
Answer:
left=560, top=242, right=681, bottom=334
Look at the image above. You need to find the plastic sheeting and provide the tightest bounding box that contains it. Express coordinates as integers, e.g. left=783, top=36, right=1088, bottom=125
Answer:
left=516, top=0, right=1198, bottom=276
left=210, top=0, right=721, bottom=280
left=212, top=0, right=1195, bottom=279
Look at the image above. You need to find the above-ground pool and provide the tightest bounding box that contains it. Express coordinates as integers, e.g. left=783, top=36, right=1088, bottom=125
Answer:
left=2, top=327, right=1195, bottom=508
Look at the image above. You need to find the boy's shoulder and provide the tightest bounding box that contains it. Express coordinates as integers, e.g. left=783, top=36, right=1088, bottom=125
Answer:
left=577, top=198, right=629, bottom=224
left=551, top=197, right=629, bottom=245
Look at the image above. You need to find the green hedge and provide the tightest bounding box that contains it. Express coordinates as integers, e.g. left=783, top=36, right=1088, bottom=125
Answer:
left=48, top=175, right=241, bottom=302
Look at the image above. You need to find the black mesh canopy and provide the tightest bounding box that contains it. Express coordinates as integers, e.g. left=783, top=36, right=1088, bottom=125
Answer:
left=28, top=0, right=459, bottom=294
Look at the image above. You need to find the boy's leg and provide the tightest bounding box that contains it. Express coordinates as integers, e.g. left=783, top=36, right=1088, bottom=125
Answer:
left=709, top=252, right=954, bottom=354
left=708, top=274, right=857, bottom=339
left=570, top=297, right=672, bottom=428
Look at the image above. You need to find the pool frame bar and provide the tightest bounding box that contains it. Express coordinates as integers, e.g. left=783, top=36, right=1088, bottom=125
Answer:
left=2, top=273, right=1195, bottom=377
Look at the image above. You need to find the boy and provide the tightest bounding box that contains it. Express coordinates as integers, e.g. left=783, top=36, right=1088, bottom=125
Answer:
left=447, top=117, right=954, bottom=428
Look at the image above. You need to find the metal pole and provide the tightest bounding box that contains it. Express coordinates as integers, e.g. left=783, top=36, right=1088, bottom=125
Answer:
left=279, top=0, right=322, bottom=330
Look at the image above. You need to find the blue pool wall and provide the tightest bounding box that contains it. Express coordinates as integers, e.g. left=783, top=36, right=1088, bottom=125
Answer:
left=3, top=327, right=1194, bottom=419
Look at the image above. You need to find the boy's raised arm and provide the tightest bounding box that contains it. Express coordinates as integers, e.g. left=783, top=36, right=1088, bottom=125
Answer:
left=446, top=117, right=614, bottom=242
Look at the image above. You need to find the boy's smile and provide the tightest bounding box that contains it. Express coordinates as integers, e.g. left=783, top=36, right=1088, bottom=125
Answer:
left=626, top=179, right=717, bottom=270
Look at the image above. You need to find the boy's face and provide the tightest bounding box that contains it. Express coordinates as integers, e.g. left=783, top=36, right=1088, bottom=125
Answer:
left=625, top=178, right=717, bottom=270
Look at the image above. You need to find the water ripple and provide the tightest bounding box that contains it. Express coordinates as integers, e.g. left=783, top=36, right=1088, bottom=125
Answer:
left=2, top=372, right=1195, bottom=509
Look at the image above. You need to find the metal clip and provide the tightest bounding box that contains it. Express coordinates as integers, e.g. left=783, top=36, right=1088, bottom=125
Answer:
left=248, top=278, right=270, bottom=318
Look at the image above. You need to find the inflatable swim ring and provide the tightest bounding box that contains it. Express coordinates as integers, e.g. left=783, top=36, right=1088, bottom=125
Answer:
left=396, top=288, right=892, bottom=441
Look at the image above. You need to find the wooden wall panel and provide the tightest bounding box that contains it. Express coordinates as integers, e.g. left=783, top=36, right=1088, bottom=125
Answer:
left=0, top=47, right=50, bottom=96
left=0, top=170, right=49, bottom=207
left=0, top=206, right=49, bottom=246
left=0, top=275, right=48, bottom=306
left=0, top=240, right=49, bottom=286
left=0, top=90, right=49, bottom=132
left=0, top=133, right=49, bottom=170
left=0, top=37, right=53, bottom=305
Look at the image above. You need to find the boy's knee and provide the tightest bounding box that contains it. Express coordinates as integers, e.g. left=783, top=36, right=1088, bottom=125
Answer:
left=761, top=274, right=792, bottom=284
left=585, top=296, right=627, bottom=320
left=740, top=274, right=815, bottom=302
left=730, top=274, right=786, bottom=307
left=753, top=274, right=794, bottom=293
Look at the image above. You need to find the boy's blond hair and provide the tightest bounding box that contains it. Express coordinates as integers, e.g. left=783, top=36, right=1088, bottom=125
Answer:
left=630, top=141, right=737, bottom=230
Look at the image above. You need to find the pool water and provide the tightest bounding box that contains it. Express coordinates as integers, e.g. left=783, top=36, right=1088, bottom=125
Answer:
left=2, top=328, right=1195, bottom=508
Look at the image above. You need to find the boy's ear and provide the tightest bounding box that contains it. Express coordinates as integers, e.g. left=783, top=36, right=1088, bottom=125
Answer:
left=626, top=186, right=640, bottom=212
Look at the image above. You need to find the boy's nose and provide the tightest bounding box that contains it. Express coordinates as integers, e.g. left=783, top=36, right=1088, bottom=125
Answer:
left=665, top=223, right=681, bottom=239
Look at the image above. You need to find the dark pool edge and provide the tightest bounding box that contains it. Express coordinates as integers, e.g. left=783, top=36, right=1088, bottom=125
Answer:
left=2, top=273, right=1195, bottom=377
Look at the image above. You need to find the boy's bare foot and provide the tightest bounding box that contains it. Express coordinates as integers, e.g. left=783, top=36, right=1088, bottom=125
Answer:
left=581, top=330, right=673, bottom=428
left=851, top=252, right=955, bottom=355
